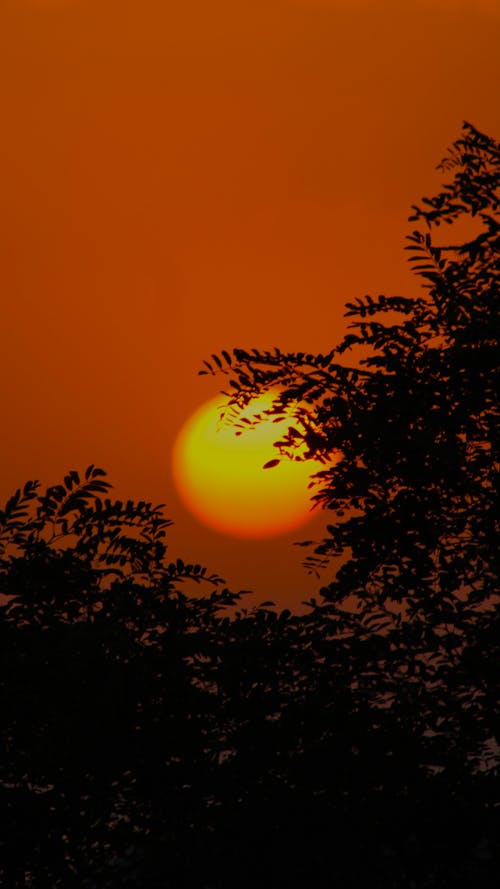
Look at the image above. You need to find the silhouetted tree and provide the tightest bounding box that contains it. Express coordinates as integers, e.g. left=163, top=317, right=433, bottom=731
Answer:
left=1, top=124, right=498, bottom=888
left=203, top=121, right=500, bottom=884
left=0, top=468, right=241, bottom=887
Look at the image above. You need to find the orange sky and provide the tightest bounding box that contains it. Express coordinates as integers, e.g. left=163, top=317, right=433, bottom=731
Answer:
left=1, top=0, right=499, bottom=608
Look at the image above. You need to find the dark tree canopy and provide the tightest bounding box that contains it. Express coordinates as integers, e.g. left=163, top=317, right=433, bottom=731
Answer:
left=206, top=121, right=499, bottom=616
left=1, top=123, right=499, bottom=888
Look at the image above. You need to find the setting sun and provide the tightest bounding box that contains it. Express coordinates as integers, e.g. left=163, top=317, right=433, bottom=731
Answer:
left=172, top=392, right=323, bottom=538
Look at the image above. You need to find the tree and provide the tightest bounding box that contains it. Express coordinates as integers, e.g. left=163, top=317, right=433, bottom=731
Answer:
left=0, top=467, right=241, bottom=887
left=1, top=124, right=498, bottom=888
left=207, top=122, right=498, bottom=615
left=203, top=121, right=500, bottom=881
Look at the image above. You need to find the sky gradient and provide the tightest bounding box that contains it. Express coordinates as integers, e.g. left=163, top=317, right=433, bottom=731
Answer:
left=1, top=0, right=499, bottom=607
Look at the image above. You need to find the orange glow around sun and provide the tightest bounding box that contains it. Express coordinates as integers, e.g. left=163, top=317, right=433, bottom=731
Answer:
left=172, top=391, right=324, bottom=538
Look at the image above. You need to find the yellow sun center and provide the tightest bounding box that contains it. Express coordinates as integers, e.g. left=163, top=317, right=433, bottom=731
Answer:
left=172, top=391, right=322, bottom=538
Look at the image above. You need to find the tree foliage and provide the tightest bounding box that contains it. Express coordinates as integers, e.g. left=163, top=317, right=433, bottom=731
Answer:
left=1, top=123, right=499, bottom=887
left=204, top=120, right=500, bottom=880
left=206, top=122, right=498, bottom=615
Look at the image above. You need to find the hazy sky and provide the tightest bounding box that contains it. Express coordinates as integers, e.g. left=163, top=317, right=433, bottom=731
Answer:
left=1, top=0, right=499, bottom=608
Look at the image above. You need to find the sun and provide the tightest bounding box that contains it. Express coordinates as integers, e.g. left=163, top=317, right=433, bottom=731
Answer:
left=172, top=391, right=323, bottom=538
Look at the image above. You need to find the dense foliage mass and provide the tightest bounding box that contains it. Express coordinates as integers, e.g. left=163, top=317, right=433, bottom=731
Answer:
left=1, top=123, right=498, bottom=887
